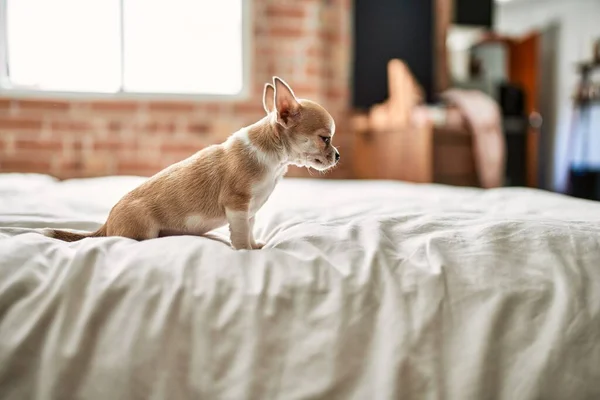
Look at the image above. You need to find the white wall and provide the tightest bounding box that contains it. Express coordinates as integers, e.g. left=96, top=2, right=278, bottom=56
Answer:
left=447, top=26, right=486, bottom=81
left=495, top=0, right=600, bottom=191
left=471, top=42, right=509, bottom=82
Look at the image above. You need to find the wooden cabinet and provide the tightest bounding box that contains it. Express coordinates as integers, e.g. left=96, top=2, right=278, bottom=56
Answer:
left=351, top=57, right=481, bottom=186
left=352, top=125, right=433, bottom=183
left=433, top=128, right=479, bottom=186
left=352, top=121, right=480, bottom=187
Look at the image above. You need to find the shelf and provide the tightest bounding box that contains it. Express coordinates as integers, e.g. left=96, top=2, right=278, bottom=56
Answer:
left=577, top=60, right=600, bottom=76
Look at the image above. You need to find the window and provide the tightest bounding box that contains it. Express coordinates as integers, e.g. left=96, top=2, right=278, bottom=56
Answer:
left=0, top=0, right=247, bottom=97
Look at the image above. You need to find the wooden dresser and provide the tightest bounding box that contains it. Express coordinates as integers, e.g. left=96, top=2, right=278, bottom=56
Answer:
left=352, top=120, right=479, bottom=187
left=351, top=59, right=480, bottom=187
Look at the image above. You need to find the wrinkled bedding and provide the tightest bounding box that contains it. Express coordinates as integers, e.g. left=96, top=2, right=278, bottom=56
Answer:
left=0, top=173, right=599, bottom=400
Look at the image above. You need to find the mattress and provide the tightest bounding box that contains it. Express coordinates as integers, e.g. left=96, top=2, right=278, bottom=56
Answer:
left=0, top=173, right=599, bottom=400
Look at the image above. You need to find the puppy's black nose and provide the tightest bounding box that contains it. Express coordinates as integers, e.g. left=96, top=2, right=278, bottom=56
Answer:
left=335, top=150, right=340, bottom=162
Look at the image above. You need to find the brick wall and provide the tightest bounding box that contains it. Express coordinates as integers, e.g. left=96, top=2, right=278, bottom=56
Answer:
left=0, top=0, right=352, bottom=179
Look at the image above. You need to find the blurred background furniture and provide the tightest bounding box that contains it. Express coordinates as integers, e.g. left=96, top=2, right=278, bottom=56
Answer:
left=567, top=58, right=600, bottom=200
left=351, top=59, right=504, bottom=188
left=350, top=0, right=543, bottom=190
left=459, top=32, right=542, bottom=188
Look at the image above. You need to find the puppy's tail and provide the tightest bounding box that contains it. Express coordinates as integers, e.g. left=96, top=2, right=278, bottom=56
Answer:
left=43, top=226, right=106, bottom=242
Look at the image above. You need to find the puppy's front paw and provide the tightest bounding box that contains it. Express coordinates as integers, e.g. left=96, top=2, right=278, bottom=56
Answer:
left=230, top=237, right=252, bottom=250
left=231, top=242, right=252, bottom=250
left=251, top=240, right=266, bottom=250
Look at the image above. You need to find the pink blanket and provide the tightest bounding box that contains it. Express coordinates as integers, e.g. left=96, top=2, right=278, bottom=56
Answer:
left=442, top=89, right=506, bottom=188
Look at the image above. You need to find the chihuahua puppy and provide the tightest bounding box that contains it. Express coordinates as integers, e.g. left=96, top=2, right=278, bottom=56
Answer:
left=44, top=77, right=339, bottom=250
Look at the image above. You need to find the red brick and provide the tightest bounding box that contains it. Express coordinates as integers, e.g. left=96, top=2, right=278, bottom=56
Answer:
left=94, top=140, right=137, bottom=151
left=188, top=123, right=210, bottom=134
left=196, top=103, right=222, bottom=114
left=53, top=170, right=80, bottom=179
left=51, top=120, right=92, bottom=131
left=307, top=46, right=326, bottom=58
left=266, top=5, right=306, bottom=18
left=254, top=26, right=268, bottom=36
left=290, top=84, right=318, bottom=96
left=18, top=100, right=70, bottom=112
left=233, top=103, right=262, bottom=114
left=0, top=99, right=12, bottom=110
left=269, top=27, right=305, bottom=37
left=81, top=154, right=113, bottom=174
left=0, top=158, right=52, bottom=173
left=0, top=4, right=354, bottom=180
left=108, top=121, right=123, bottom=132
left=264, top=63, right=277, bottom=78
left=89, top=101, right=139, bottom=112
left=326, top=87, right=346, bottom=99
left=306, top=64, right=322, bottom=77
left=0, top=117, right=43, bottom=130
left=15, top=139, right=62, bottom=151
left=257, top=47, right=274, bottom=56
left=57, top=158, right=83, bottom=172
left=324, top=66, right=337, bottom=80
left=116, top=161, right=164, bottom=176
left=138, top=121, right=177, bottom=134
left=148, top=102, right=195, bottom=112
left=319, top=31, right=342, bottom=43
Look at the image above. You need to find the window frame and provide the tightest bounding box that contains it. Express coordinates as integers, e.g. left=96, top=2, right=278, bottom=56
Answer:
left=0, top=0, right=252, bottom=101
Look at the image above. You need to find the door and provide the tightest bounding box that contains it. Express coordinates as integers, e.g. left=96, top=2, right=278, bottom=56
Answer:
left=508, top=32, right=541, bottom=188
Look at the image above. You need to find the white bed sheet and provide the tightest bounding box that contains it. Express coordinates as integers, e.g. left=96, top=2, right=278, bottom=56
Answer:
left=0, top=173, right=600, bottom=399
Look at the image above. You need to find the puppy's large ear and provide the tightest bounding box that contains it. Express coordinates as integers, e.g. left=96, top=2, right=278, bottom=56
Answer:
left=263, top=83, right=275, bottom=114
left=273, top=76, right=300, bottom=127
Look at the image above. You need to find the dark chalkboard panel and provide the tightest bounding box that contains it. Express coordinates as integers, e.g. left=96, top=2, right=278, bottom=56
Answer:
left=352, top=0, right=434, bottom=109
left=454, top=0, right=494, bottom=28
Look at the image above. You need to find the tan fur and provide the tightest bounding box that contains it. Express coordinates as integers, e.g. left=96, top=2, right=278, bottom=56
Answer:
left=45, top=77, right=339, bottom=249
left=47, top=226, right=106, bottom=242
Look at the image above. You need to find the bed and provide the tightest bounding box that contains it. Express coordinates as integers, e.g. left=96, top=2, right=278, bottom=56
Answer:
left=1, top=173, right=599, bottom=399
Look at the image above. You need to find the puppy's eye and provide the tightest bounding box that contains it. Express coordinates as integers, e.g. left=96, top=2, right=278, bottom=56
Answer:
left=320, top=136, right=331, bottom=145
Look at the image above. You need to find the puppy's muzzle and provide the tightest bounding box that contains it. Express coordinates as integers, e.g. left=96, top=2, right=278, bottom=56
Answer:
left=334, top=150, right=340, bottom=163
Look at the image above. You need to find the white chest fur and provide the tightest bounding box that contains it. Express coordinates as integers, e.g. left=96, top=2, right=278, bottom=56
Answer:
left=249, top=165, right=287, bottom=216
left=231, top=129, right=288, bottom=217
